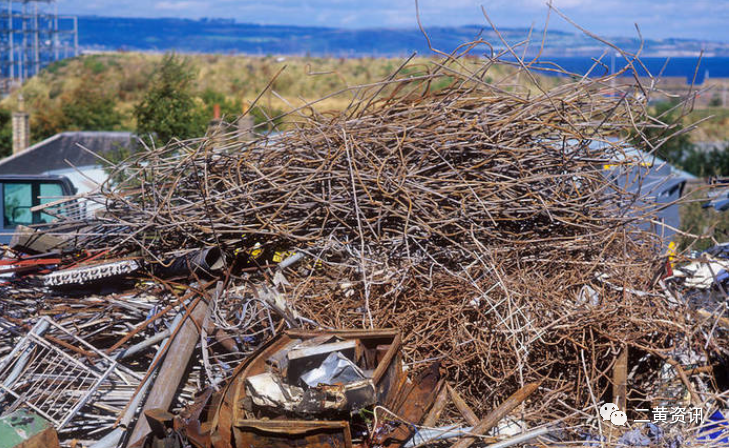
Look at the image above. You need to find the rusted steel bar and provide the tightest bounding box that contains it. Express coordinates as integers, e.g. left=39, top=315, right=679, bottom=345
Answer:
left=127, top=296, right=210, bottom=446
left=448, top=384, right=479, bottom=427
left=612, top=347, right=628, bottom=411
left=449, top=383, right=539, bottom=448
left=44, top=335, right=99, bottom=359
left=105, top=284, right=208, bottom=354
left=89, top=310, right=187, bottom=448
left=422, top=380, right=449, bottom=427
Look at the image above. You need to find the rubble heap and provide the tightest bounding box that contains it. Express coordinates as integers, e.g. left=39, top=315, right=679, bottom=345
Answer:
left=1, top=37, right=728, bottom=448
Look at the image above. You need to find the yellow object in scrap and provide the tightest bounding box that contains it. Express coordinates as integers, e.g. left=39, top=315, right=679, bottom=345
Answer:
left=666, top=240, right=677, bottom=268
left=272, top=250, right=295, bottom=263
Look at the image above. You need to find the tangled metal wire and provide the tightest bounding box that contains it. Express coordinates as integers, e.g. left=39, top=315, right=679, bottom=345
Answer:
left=43, top=30, right=727, bottom=438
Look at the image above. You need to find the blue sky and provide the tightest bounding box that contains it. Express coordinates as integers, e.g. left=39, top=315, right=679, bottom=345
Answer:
left=58, top=0, right=728, bottom=42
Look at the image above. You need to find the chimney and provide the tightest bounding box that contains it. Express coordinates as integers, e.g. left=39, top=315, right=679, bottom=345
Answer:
left=235, top=104, right=254, bottom=141
left=235, top=115, right=254, bottom=141
left=207, top=103, right=226, bottom=148
left=12, top=94, right=30, bottom=154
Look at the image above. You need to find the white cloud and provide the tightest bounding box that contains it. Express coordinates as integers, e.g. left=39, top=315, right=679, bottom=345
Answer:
left=519, top=0, right=591, bottom=8
left=54, top=0, right=728, bottom=41
left=154, top=1, right=205, bottom=11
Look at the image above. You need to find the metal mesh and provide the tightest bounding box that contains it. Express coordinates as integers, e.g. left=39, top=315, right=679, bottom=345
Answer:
left=0, top=316, right=141, bottom=429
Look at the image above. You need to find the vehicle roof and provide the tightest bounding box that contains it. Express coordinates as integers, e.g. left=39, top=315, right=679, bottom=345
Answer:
left=0, top=174, right=72, bottom=182
left=0, top=174, right=77, bottom=194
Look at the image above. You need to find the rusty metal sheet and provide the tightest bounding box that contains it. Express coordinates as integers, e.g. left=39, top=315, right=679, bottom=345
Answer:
left=370, top=363, right=442, bottom=448
left=233, top=420, right=353, bottom=448
left=203, top=329, right=407, bottom=448
left=209, top=332, right=298, bottom=448
left=0, top=409, right=60, bottom=448
left=175, top=387, right=215, bottom=447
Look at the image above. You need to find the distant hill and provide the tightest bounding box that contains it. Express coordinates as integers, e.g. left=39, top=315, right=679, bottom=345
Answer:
left=77, top=16, right=729, bottom=58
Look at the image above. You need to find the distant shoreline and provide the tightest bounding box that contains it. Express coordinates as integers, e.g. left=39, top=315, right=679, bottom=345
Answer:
left=74, top=15, right=729, bottom=66
left=526, top=57, right=729, bottom=84
left=78, top=48, right=729, bottom=85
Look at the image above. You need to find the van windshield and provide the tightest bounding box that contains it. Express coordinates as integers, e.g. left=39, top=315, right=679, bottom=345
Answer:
left=3, top=181, right=68, bottom=228
left=4, top=183, right=32, bottom=226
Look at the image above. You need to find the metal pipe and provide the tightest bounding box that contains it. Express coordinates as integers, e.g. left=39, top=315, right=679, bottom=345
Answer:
left=7, top=0, right=14, bottom=80
left=116, top=329, right=171, bottom=360
left=0, top=318, right=50, bottom=394
left=406, top=426, right=552, bottom=448
left=278, top=251, right=304, bottom=270
left=484, top=427, right=553, bottom=448
left=90, top=310, right=186, bottom=448
left=406, top=426, right=473, bottom=448
left=32, top=1, right=38, bottom=76
left=53, top=2, right=58, bottom=61
left=153, top=247, right=225, bottom=278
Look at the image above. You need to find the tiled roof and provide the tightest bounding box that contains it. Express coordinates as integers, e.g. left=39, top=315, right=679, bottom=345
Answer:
left=0, top=131, right=135, bottom=175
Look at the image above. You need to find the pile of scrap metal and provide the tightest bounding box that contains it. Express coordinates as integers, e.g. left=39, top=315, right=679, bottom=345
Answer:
left=704, top=179, right=729, bottom=212
left=0, top=246, right=292, bottom=447
left=166, top=329, right=446, bottom=448
left=2, top=31, right=729, bottom=448
left=143, top=329, right=544, bottom=448
left=666, top=243, right=729, bottom=326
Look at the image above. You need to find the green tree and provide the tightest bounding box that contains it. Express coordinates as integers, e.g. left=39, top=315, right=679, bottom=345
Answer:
left=60, top=76, right=123, bottom=132
left=681, top=144, right=729, bottom=178
left=0, top=109, right=12, bottom=157
left=678, top=187, right=729, bottom=251
left=30, top=98, right=67, bottom=142
left=633, top=100, right=729, bottom=178
left=633, top=100, right=692, bottom=167
left=708, top=95, right=722, bottom=107
left=134, top=54, right=207, bottom=145
left=200, top=88, right=243, bottom=119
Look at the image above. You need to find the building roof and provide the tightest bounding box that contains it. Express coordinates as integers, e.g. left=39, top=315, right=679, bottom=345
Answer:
left=0, top=131, right=135, bottom=176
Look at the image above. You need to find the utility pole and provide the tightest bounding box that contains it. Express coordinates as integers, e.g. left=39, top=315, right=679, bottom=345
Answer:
left=1, top=1, right=78, bottom=94
left=54, top=3, right=59, bottom=61
left=73, top=16, right=78, bottom=57
left=33, top=1, right=39, bottom=77
left=7, top=0, right=14, bottom=80
left=19, top=1, right=25, bottom=83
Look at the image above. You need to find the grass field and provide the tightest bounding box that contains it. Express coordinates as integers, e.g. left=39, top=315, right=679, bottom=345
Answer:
left=0, top=53, right=560, bottom=137
left=685, top=107, right=729, bottom=141
left=1, top=52, right=726, bottom=142
left=1, top=53, right=511, bottom=132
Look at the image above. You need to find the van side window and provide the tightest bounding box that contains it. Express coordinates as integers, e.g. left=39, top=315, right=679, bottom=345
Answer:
left=39, top=182, right=65, bottom=223
left=4, top=183, right=33, bottom=226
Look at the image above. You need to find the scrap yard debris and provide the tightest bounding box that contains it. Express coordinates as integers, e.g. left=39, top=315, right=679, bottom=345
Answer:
left=1, top=30, right=729, bottom=448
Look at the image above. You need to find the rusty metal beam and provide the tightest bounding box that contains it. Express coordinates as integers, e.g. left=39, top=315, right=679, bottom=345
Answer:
left=612, top=347, right=628, bottom=411
left=421, top=380, right=448, bottom=427
left=447, top=384, right=479, bottom=427
left=127, top=297, right=210, bottom=447
left=449, top=383, right=539, bottom=448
